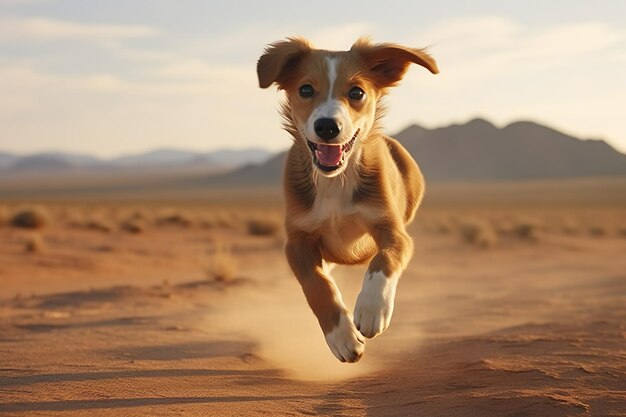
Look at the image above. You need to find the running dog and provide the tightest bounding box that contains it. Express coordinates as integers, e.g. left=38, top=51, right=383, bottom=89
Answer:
left=257, top=37, right=438, bottom=362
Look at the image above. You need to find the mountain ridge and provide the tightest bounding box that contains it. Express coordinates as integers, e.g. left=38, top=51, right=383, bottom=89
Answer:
left=212, top=118, right=626, bottom=185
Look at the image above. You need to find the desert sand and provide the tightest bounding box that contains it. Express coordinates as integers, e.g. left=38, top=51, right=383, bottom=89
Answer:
left=0, top=198, right=625, bottom=416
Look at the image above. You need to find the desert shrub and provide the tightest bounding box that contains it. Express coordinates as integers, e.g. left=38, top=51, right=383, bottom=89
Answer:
left=589, top=226, right=607, bottom=237
left=207, top=244, right=237, bottom=283
left=24, top=233, right=45, bottom=253
left=10, top=207, right=50, bottom=229
left=459, top=219, right=498, bottom=248
left=513, top=221, right=539, bottom=241
left=83, top=219, right=113, bottom=233
left=156, top=213, right=192, bottom=228
left=199, top=217, right=216, bottom=229
left=120, top=219, right=144, bottom=234
left=246, top=217, right=281, bottom=236
left=434, top=219, right=454, bottom=234
left=214, top=211, right=236, bottom=229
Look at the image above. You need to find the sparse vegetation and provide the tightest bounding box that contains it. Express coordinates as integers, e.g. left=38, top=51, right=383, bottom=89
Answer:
left=214, top=211, right=236, bottom=229
left=589, top=226, right=607, bottom=237
left=156, top=213, right=192, bottom=228
left=120, top=219, right=145, bottom=234
left=246, top=217, right=281, bottom=236
left=24, top=233, right=45, bottom=253
left=513, top=221, right=539, bottom=241
left=207, top=244, right=237, bottom=283
left=459, top=219, right=498, bottom=248
left=10, top=207, right=50, bottom=229
left=84, top=219, right=113, bottom=233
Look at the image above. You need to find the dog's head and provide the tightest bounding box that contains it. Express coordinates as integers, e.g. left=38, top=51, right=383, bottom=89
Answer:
left=257, top=37, right=438, bottom=177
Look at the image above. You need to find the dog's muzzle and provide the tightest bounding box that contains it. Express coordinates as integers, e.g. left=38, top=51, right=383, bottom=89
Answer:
left=307, top=128, right=360, bottom=172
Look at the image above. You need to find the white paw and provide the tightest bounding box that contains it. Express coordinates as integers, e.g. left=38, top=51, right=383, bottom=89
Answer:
left=354, top=271, right=398, bottom=338
left=325, top=313, right=365, bottom=363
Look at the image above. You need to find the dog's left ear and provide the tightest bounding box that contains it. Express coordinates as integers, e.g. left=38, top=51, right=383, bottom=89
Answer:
left=351, top=38, right=438, bottom=88
left=257, top=37, right=312, bottom=89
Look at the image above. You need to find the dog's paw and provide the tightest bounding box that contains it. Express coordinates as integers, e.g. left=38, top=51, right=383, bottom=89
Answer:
left=354, top=271, right=398, bottom=338
left=325, top=313, right=365, bottom=363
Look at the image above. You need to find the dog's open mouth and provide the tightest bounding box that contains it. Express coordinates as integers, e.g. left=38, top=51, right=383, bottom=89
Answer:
left=307, top=129, right=360, bottom=172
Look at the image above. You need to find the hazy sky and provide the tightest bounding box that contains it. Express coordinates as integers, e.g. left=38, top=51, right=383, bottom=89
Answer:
left=1, top=0, right=625, bottom=156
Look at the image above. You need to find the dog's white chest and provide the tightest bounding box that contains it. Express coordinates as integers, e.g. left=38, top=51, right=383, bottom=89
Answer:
left=293, top=178, right=360, bottom=232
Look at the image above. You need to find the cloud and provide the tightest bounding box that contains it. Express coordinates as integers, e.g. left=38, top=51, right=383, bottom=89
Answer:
left=415, top=16, right=626, bottom=86
left=1, top=15, right=625, bottom=155
left=0, top=16, right=157, bottom=42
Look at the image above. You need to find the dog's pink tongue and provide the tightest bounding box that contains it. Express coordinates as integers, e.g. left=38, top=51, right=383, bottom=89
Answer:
left=315, top=144, right=342, bottom=166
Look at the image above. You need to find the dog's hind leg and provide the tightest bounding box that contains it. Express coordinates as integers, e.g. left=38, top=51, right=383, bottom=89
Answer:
left=286, top=234, right=365, bottom=363
left=354, top=218, right=413, bottom=338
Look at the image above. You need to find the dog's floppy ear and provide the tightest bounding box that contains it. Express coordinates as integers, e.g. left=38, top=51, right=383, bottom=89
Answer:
left=351, top=37, right=438, bottom=88
left=257, top=38, right=312, bottom=89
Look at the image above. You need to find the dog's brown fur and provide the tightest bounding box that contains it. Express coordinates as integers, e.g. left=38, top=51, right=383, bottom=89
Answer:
left=258, top=37, right=438, bottom=362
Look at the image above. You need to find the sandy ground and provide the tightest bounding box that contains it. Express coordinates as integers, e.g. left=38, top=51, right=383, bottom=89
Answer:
left=0, top=205, right=625, bottom=416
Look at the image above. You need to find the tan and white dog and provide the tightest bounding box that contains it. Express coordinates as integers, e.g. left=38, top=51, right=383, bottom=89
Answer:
left=257, top=38, right=438, bottom=362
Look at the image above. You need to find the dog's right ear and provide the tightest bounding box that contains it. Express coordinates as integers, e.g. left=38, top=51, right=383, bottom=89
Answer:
left=257, top=38, right=312, bottom=89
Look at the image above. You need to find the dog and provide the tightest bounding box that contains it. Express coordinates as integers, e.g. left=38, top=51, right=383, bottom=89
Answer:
left=257, top=37, right=438, bottom=362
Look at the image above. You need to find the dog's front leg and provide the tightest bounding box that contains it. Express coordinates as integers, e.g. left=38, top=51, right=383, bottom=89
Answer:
left=285, top=234, right=365, bottom=362
left=354, top=218, right=413, bottom=338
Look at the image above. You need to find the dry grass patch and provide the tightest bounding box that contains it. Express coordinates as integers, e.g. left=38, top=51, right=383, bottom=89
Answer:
left=246, top=217, right=281, bottom=236
left=458, top=218, right=498, bottom=248
left=207, top=244, right=237, bottom=283
left=120, top=219, right=145, bottom=234
left=512, top=221, right=540, bottom=241
left=10, top=207, right=50, bottom=229
left=24, top=233, right=45, bottom=253
left=589, top=225, right=607, bottom=237
left=83, top=219, right=113, bottom=233
left=155, top=213, right=192, bottom=228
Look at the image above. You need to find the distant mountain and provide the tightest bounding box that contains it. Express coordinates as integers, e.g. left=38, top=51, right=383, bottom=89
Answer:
left=0, top=152, right=18, bottom=169
left=396, top=118, right=626, bottom=180
left=204, top=148, right=273, bottom=167
left=113, top=149, right=209, bottom=167
left=208, top=152, right=287, bottom=185
left=0, top=147, right=273, bottom=174
left=214, top=119, right=626, bottom=184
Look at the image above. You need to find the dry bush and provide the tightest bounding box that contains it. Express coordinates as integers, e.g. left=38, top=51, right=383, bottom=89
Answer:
left=199, top=217, right=216, bottom=229
left=83, top=219, right=113, bottom=233
left=512, top=221, right=539, bottom=241
left=120, top=219, right=145, bottom=234
left=246, top=217, right=281, bottom=236
left=214, top=211, right=236, bottom=229
left=434, top=218, right=454, bottom=234
left=24, top=233, right=45, bottom=253
left=207, top=244, right=237, bottom=283
left=458, top=219, right=498, bottom=248
left=10, top=207, right=50, bottom=229
left=155, top=213, right=192, bottom=228
left=589, top=225, right=607, bottom=237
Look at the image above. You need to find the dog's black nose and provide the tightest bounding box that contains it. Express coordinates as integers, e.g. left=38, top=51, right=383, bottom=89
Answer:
left=314, top=118, right=341, bottom=141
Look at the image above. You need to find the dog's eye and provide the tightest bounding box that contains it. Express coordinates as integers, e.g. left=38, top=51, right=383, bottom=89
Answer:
left=298, top=84, right=314, bottom=98
left=349, top=86, right=365, bottom=100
